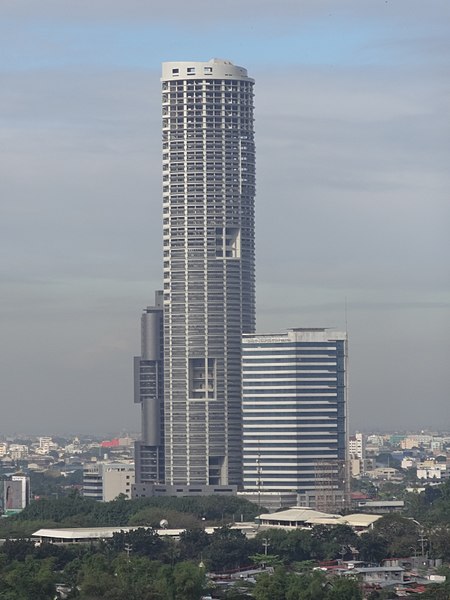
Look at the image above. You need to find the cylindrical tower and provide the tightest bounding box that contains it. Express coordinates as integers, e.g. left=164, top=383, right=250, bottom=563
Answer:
left=161, top=59, right=255, bottom=486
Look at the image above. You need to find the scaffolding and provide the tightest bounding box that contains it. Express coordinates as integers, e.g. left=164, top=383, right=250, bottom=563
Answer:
left=314, top=460, right=348, bottom=513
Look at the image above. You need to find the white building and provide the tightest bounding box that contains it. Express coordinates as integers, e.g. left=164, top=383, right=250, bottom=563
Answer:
left=161, top=59, right=255, bottom=487
left=401, top=457, right=416, bottom=469
left=83, top=463, right=135, bottom=501
left=37, top=436, right=56, bottom=455
left=416, top=462, right=448, bottom=481
left=256, top=507, right=380, bottom=532
left=64, top=437, right=82, bottom=454
left=3, top=474, right=31, bottom=514
left=349, top=433, right=365, bottom=460
left=349, top=433, right=365, bottom=477
left=9, top=444, right=28, bottom=460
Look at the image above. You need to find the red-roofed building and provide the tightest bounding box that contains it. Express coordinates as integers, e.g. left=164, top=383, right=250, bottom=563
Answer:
left=101, top=439, right=119, bottom=448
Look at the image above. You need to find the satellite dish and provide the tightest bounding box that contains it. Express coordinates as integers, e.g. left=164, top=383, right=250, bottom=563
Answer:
left=160, top=519, right=169, bottom=529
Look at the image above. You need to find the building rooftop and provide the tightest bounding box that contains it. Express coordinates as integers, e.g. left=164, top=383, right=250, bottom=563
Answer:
left=257, top=506, right=381, bottom=530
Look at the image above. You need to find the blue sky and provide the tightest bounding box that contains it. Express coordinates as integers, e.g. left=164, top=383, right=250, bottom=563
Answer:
left=1, top=9, right=446, bottom=72
left=1, top=0, right=449, bottom=434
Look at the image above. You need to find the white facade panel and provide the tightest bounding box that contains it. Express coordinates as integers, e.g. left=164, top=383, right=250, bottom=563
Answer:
left=242, top=329, right=348, bottom=498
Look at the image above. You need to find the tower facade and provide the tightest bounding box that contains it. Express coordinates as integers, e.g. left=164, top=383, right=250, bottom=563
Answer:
left=134, top=291, right=164, bottom=484
left=161, top=59, right=255, bottom=485
left=242, top=329, right=348, bottom=509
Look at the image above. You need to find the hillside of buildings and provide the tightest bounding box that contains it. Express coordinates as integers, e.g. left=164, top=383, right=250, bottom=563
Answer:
left=2, top=432, right=450, bottom=596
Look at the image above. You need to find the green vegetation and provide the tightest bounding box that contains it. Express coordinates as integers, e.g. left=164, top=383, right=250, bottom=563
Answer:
left=29, top=469, right=83, bottom=498
left=1, top=483, right=450, bottom=598
left=0, top=492, right=263, bottom=538
left=0, top=538, right=365, bottom=600
left=252, top=567, right=362, bottom=600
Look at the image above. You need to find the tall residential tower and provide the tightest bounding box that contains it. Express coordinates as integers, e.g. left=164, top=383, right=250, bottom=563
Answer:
left=161, top=59, right=255, bottom=486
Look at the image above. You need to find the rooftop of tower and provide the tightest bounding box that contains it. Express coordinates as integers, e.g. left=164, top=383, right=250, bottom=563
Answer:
left=161, top=59, right=252, bottom=82
left=243, top=329, right=347, bottom=343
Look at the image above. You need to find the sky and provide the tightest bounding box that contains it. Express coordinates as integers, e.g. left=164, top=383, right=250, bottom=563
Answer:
left=1, top=0, right=449, bottom=435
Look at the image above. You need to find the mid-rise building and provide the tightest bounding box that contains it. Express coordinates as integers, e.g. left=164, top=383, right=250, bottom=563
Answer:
left=349, top=433, right=364, bottom=460
left=2, top=474, right=31, bottom=515
left=83, top=462, right=135, bottom=502
left=242, top=328, right=348, bottom=510
left=349, top=432, right=365, bottom=477
left=160, top=59, right=256, bottom=487
left=9, top=444, right=28, bottom=460
left=37, top=436, right=55, bottom=455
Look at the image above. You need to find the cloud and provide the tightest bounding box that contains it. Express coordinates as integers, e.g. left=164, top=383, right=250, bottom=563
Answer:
left=0, top=1, right=449, bottom=432
left=2, top=0, right=450, bottom=25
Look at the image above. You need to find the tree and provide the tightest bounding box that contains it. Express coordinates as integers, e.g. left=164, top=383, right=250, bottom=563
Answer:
left=178, top=528, right=211, bottom=561
left=1, top=539, right=35, bottom=562
left=356, top=531, right=388, bottom=563
left=279, top=570, right=329, bottom=600
left=282, top=528, right=313, bottom=563
left=372, top=513, right=420, bottom=558
left=129, top=506, right=200, bottom=529
left=310, top=525, right=356, bottom=561
left=0, top=556, right=56, bottom=600
left=173, top=561, right=205, bottom=600
left=250, top=553, right=283, bottom=568
left=206, top=527, right=255, bottom=572
left=429, top=527, right=450, bottom=560
left=254, top=529, right=289, bottom=557
left=327, top=577, right=362, bottom=600
left=107, top=527, right=165, bottom=559
left=253, top=567, right=289, bottom=600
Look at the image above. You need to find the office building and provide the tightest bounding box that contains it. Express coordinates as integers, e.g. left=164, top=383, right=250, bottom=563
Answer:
left=241, top=328, right=348, bottom=510
left=161, top=59, right=255, bottom=486
left=2, top=474, right=31, bottom=515
left=83, top=462, right=135, bottom=502
left=134, top=291, right=165, bottom=484
left=348, top=433, right=364, bottom=460
left=349, top=432, right=366, bottom=477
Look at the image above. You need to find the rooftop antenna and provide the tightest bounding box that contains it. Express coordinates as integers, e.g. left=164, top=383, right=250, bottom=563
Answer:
left=345, top=296, right=348, bottom=335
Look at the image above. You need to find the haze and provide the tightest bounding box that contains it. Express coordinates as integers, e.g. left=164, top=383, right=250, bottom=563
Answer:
left=1, top=0, right=449, bottom=434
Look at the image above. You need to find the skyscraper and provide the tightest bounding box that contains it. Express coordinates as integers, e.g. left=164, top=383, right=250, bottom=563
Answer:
left=161, top=59, right=255, bottom=486
left=241, top=328, right=348, bottom=510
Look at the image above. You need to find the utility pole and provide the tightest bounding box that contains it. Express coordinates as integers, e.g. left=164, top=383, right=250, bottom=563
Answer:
left=124, top=543, right=132, bottom=561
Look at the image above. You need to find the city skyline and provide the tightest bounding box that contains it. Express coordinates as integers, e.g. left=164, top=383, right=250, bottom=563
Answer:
left=1, top=1, right=449, bottom=433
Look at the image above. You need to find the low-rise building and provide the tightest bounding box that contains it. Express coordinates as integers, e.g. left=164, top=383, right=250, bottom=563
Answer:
left=366, top=467, right=403, bottom=482
left=351, top=566, right=405, bottom=587
left=416, top=463, right=448, bottom=481
left=356, top=500, right=405, bottom=513
left=256, top=506, right=381, bottom=532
